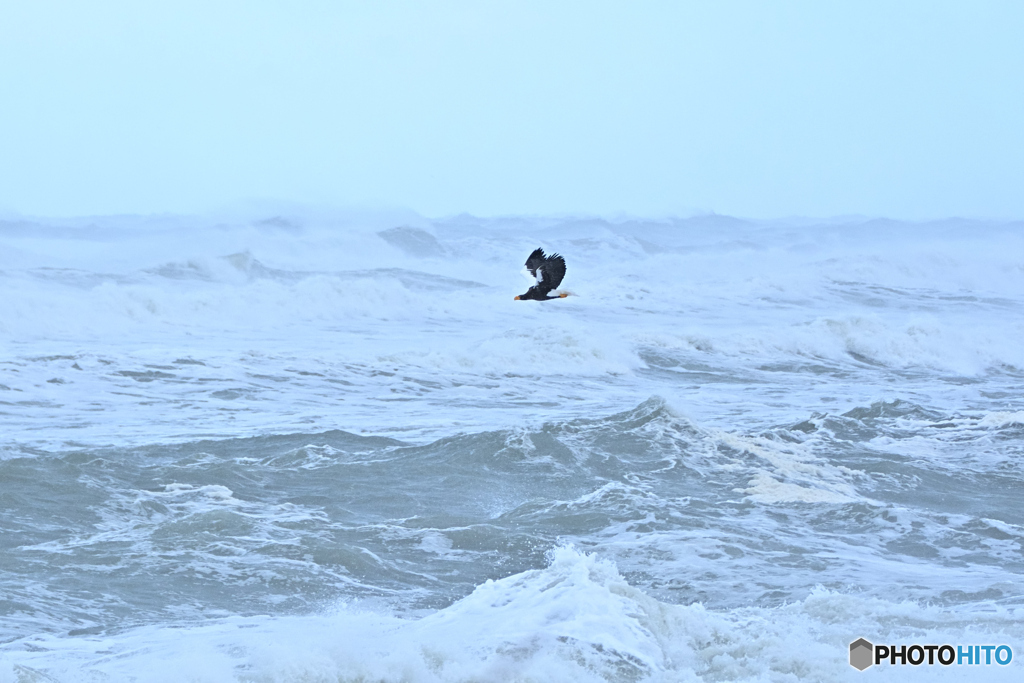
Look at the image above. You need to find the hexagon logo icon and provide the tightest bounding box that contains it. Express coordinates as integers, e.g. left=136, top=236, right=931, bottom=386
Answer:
left=850, top=638, right=874, bottom=671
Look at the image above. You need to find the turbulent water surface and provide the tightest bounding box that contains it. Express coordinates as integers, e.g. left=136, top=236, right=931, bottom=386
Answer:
left=1, top=210, right=1023, bottom=681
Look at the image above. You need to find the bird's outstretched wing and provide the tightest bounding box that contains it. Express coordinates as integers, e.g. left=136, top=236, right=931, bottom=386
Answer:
left=524, top=248, right=566, bottom=294
left=539, top=253, right=566, bottom=291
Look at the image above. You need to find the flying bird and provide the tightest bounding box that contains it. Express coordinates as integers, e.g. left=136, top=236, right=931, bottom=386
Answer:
left=515, top=248, right=569, bottom=301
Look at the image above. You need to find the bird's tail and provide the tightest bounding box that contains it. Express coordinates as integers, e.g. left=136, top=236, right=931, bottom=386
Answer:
left=553, top=289, right=575, bottom=298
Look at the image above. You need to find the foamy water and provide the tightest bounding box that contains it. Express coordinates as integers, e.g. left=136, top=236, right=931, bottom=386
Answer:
left=1, top=210, right=1022, bottom=681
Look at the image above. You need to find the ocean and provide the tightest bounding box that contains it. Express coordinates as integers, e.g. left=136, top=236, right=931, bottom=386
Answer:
left=1, top=209, right=1022, bottom=681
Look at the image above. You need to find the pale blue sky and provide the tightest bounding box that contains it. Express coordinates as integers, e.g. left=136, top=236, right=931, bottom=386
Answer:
left=1, top=1, right=1022, bottom=219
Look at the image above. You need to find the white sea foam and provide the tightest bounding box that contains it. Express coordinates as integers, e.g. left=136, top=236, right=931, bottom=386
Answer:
left=3, top=547, right=1020, bottom=682
left=978, top=411, right=1024, bottom=428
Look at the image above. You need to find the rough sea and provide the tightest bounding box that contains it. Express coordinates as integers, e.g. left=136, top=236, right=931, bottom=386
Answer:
left=1, top=209, right=1022, bottom=681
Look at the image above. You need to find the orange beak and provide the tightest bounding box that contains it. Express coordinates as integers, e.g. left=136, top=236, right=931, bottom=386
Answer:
left=514, top=296, right=521, bottom=300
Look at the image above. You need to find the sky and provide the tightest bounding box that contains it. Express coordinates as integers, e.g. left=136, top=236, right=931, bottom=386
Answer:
left=1, top=0, right=1022, bottom=220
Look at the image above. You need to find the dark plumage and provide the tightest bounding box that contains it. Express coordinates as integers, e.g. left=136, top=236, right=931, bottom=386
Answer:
left=515, top=248, right=568, bottom=301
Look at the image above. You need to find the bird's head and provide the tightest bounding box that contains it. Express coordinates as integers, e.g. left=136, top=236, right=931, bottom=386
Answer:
left=515, top=289, right=539, bottom=301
